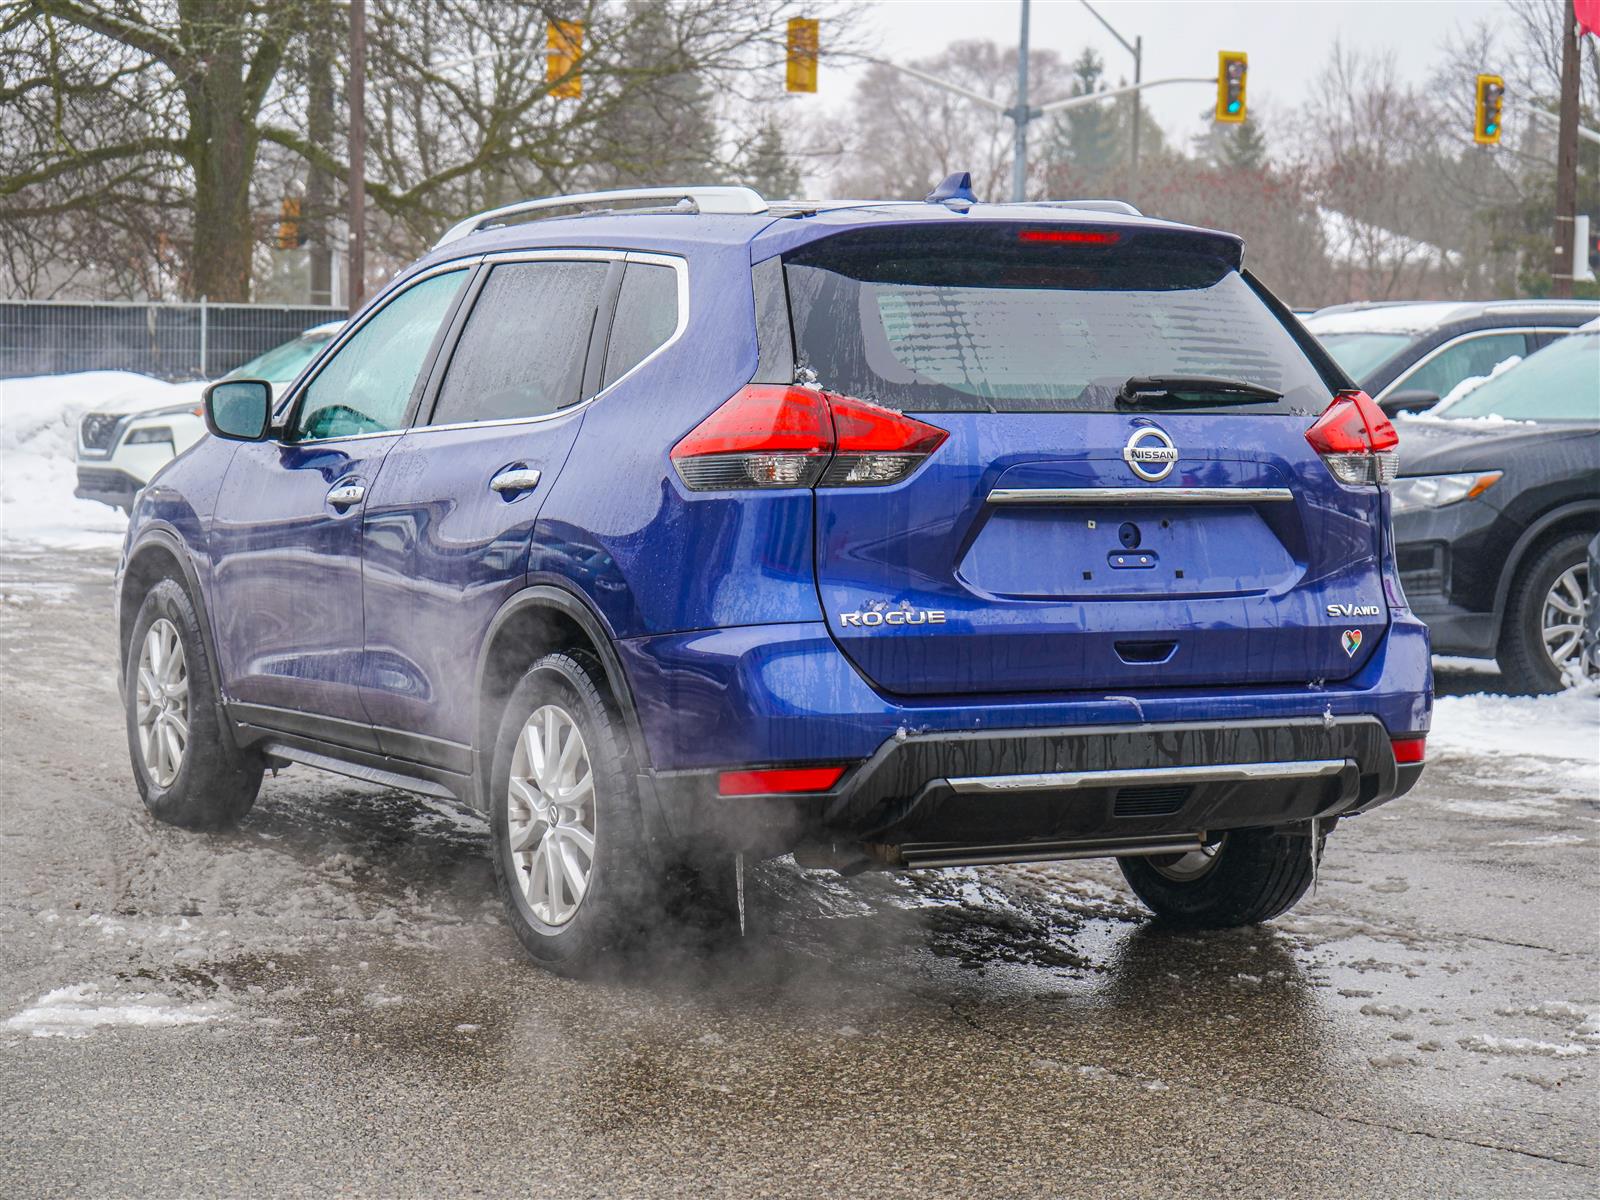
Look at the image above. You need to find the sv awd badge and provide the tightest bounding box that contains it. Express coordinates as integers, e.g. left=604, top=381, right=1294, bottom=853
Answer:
left=840, top=608, right=947, bottom=628
left=1327, top=603, right=1382, bottom=617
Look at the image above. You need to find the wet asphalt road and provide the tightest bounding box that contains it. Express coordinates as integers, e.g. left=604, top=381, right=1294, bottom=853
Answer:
left=1, top=545, right=1596, bottom=1199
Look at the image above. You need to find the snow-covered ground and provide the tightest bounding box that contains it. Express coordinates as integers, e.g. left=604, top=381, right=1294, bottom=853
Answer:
left=0, top=370, right=201, bottom=548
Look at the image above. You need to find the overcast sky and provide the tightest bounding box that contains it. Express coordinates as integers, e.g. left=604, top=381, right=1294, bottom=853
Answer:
left=810, top=0, right=1508, bottom=146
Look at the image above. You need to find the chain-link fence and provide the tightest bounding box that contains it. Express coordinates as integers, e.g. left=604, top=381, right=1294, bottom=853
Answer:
left=0, top=300, right=346, bottom=381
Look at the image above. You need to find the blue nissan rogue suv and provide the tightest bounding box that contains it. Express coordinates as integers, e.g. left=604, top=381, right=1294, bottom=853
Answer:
left=116, top=182, right=1432, bottom=971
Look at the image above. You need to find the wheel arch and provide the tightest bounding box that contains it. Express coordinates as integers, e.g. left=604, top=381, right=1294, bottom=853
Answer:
left=119, top=525, right=225, bottom=707
left=472, top=583, right=650, bottom=812
left=1490, top=500, right=1600, bottom=642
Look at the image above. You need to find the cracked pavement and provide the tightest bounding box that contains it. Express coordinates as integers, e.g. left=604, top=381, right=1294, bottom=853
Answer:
left=1, top=546, right=1596, bottom=1198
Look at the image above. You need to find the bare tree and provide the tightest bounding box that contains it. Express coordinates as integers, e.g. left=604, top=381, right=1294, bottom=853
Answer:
left=0, top=0, right=819, bottom=299
left=804, top=39, right=1072, bottom=201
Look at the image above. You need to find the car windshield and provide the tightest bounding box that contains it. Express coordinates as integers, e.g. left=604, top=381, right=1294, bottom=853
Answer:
left=226, top=333, right=333, bottom=384
left=1441, top=332, right=1600, bottom=422
left=1314, top=331, right=1416, bottom=383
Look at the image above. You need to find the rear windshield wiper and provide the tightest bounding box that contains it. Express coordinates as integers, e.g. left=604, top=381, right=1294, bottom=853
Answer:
left=1116, top=375, right=1283, bottom=408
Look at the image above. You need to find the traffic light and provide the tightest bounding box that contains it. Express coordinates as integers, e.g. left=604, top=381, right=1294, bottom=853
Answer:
left=276, top=196, right=302, bottom=250
left=1216, top=51, right=1247, bottom=123
left=1474, top=74, right=1504, bottom=145
left=786, top=16, right=819, bottom=94
left=547, top=19, right=583, bottom=99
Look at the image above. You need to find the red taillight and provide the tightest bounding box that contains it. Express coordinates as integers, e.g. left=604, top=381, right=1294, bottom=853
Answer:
left=671, top=385, right=947, bottom=492
left=1306, top=389, right=1400, bottom=486
left=1018, top=228, right=1121, bottom=245
left=718, top=765, right=847, bottom=796
left=1391, top=736, right=1426, bottom=765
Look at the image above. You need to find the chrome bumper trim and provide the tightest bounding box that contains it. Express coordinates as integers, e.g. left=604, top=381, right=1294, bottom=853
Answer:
left=947, top=758, right=1348, bottom=794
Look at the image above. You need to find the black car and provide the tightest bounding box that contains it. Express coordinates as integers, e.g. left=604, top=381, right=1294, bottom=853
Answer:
left=1391, top=324, right=1599, bottom=692
left=1306, top=299, right=1598, bottom=416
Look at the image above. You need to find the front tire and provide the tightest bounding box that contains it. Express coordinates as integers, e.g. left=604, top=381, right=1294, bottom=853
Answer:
left=489, top=651, right=655, bottom=973
left=125, top=578, right=262, bottom=828
left=1117, top=826, right=1322, bottom=928
left=1498, top=532, right=1593, bottom=695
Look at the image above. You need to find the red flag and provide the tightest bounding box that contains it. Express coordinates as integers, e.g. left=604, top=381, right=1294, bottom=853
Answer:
left=1578, top=0, right=1599, bottom=37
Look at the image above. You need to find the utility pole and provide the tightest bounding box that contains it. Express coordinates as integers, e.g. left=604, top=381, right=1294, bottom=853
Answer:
left=1079, top=2, right=1144, bottom=182
left=1011, top=0, right=1032, bottom=203
left=1551, top=0, right=1581, bottom=297
left=348, top=0, right=367, bottom=313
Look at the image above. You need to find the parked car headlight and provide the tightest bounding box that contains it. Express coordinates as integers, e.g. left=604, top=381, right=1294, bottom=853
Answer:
left=123, top=426, right=175, bottom=445
left=1391, top=470, right=1502, bottom=513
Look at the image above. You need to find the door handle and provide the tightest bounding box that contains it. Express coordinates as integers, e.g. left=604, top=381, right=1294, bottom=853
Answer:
left=490, top=467, right=542, bottom=494
left=327, top=483, right=365, bottom=508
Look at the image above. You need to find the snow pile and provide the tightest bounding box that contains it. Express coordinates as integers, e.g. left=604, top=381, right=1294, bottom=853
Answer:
left=1429, top=689, right=1600, bottom=797
left=1431, top=690, right=1599, bottom=764
left=4, top=982, right=228, bottom=1039
left=0, top=371, right=199, bottom=548
left=1427, top=353, right=1524, bottom=415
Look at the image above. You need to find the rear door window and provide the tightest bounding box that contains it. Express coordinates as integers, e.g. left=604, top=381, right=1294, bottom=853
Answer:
left=783, top=225, right=1332, bottom=416
left=1393, top=332, right=1530, bottom=399
left=602, top=263, right=680, bottom=388
left=428, top=260, right=610, bottom=425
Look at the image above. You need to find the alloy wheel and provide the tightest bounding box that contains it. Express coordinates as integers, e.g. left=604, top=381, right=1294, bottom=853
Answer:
left=1541, top=562, right=1591, bottom=686
left=506, top=704, right=598, bottom=926
left=136, top=618, right=189, bottom=787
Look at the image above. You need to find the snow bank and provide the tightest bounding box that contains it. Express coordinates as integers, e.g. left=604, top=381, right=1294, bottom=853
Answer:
left=4, top=982, right=228, bottom=1039
left=0, top=371, right=200, bottom=548
left=1430, top=690, right=1599, bottom=764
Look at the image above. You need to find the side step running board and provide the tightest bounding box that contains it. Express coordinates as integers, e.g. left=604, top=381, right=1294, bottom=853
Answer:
left=947, top=758, right=1347, bottom=794
left=260, top=741, right=458, bottom=800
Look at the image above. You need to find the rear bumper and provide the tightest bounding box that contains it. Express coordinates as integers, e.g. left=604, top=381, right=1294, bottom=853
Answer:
left=626, top=612, right=1432, bottom=856
left=649, top=715, right=1424, bottom=857
left=618, top=610, right=1433, bottom=771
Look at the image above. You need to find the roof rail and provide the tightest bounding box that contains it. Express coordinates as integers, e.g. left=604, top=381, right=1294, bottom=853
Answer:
left=1022, top=199, right=1143, bottom=217
left=434, top=185, right=769, bottom=248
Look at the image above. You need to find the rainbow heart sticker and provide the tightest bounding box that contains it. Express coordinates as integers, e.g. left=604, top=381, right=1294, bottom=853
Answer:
left=1342, top=629, right=1363, bottom=657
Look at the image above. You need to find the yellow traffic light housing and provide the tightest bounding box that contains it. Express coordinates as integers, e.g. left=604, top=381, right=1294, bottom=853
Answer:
left=547, top=19, right=584, bottom=99
left=1216, top=51, right=1247, bottom=123
left=1474, top=74, right=1504, bottom=145
left=276, top=196, right=302, bottom=250
left=786, top=17, right=819, bottom=94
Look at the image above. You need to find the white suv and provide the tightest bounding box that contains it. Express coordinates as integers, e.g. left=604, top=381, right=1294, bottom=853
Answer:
left=75, top=321, right=343, bottom=511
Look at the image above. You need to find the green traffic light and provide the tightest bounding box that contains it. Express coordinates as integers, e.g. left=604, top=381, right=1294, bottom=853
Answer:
left=1486, top=122, right=1497, bottom=134
left=1227, top=101, right=1240, bottom=113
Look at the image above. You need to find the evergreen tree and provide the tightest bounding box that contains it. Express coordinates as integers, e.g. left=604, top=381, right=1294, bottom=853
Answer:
left=1049, top=49, right=1120, bottom=173
left=738, top=118, right=803, bottom=198
left=1217, top=120, right=1270, bottom=171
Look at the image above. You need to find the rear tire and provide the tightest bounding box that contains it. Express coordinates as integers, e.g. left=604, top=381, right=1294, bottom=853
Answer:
left=489, top=651, right=656, bottom=974
left=1117, top=826, right=1322, bottom=928
left=1497, top=533, right=1592, bottom=695
left=125, top=578, right=262, bottom=829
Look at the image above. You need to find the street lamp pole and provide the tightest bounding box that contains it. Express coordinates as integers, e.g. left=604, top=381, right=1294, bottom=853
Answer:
left=1011, top=0, right=1032, bottom=203
left=1079, top=0, right=1144, bottom=180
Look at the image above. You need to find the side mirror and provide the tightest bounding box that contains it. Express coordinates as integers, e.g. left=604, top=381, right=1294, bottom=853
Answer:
left=1379, top=389, right=1440, bottom=416
left=204, top=379, right=272, bottom=441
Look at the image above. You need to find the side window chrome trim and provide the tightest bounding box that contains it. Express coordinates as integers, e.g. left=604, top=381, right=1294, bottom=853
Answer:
left=275, top=257, right=482, bottom=445
left=1375, top=326, right=1563, bottom=399
left=406, top=248, right=689, bottom=436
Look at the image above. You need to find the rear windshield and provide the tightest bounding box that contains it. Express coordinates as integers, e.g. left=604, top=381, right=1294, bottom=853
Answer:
left=783, top=225, right=1333, bottom=415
